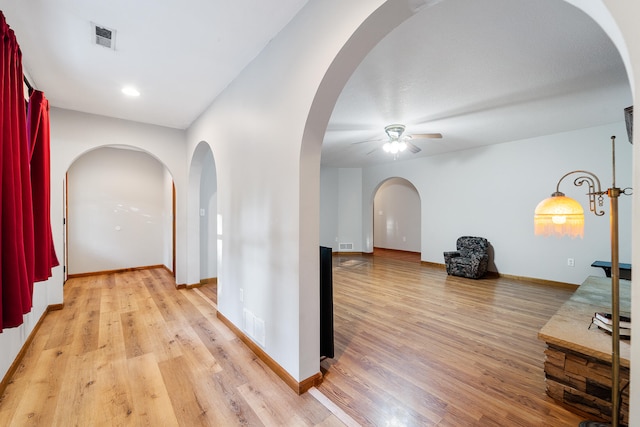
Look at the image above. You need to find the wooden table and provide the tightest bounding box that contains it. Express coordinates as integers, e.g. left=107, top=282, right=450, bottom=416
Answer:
left=538, top=276, right=630, bottom=424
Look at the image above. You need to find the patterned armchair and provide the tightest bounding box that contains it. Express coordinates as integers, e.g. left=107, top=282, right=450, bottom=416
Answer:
left=443, top=236, right=490, bottom=279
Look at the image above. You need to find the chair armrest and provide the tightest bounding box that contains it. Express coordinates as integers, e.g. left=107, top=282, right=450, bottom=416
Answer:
left=443, top=251, right=460, bottom=266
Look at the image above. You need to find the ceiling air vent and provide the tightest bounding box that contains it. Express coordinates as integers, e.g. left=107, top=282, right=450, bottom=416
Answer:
left=92, top=23, right=116, bottom=50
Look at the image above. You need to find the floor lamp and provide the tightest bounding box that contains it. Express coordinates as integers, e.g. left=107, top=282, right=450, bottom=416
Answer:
left=533, top=136, right=631, bottom=427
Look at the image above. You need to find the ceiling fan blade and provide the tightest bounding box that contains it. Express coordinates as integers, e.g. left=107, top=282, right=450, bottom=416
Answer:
left=410, top=133, right=442, bottom=139
left=351, top=137, right=385, bottom=145
left=406, top=142, right=421, bottom=154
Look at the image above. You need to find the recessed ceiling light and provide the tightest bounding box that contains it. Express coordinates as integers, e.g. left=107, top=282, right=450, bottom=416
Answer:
left=122, top=86, right=140, bottom=97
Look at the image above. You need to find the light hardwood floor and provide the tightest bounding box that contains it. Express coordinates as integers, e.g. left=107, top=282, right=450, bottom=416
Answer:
left=318, top=253, right=589, bottom=426
left=0, top=269, right=342, bottom=427
left=0, top=255, right=590, bottom=426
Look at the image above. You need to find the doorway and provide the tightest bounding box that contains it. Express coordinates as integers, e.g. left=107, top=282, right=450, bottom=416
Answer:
left=373, top=177, right=421, bottom=262
left=65, top=146, right=175, bottom=277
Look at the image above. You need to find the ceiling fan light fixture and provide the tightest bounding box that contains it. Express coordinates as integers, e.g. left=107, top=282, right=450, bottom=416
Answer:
left=384, top=140, right=406, bottom=154
left=383, top=138, right=407, bottom=155
left=367, top=123, right=440, bottom=157
left=384, top=124, right=406, bottom=140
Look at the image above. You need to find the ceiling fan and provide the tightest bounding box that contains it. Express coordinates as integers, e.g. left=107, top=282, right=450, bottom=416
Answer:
left=354, top=124, right=442, bottom=158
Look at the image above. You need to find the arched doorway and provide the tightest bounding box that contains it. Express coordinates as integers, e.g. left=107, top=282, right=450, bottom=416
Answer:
left=186, top=141, right=218, bottom=288
left=373, top=177, right=421, bottom=260
left=66, top=146, right=175, bottom=276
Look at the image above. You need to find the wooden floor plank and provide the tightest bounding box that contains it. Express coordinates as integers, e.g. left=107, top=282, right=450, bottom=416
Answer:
left=158, top=355, right=227, bottom=427
left=97, top=310, right=127, bottom=359
left=52, top=349, right=101, bottom=425
left=0, top=312, right=56, bottom=422
left=127, top=352, right=180, bottom=426
left=93, top=351, right=135, bottom=426
left=4, top=347, right=69, bottom=426
left=164, top=318, right=224, bottom=375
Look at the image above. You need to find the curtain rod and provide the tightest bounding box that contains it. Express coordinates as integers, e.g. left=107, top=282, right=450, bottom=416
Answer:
left=23, top=75, right=34, bottom=95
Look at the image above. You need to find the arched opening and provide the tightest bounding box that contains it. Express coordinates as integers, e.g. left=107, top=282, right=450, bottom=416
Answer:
left=186, top=141, right=218, bottom=289
left=373, top=177, right=421, bottom=261
left=308, top=0, right=634, bottom=424
left=66, top=146, right=175, bottom=277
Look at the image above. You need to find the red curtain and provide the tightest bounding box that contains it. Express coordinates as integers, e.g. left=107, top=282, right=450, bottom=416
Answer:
left=1, top=12, right=35, bottom=332
left=28, top=90, right=59, bottom=282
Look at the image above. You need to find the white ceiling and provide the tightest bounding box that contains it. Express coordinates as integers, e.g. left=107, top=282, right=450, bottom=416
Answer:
left=0, top=0, right=310, bottom=129
left=0, top=0, right=632, bottom=167
left=323, top=0, right=631, bottom=167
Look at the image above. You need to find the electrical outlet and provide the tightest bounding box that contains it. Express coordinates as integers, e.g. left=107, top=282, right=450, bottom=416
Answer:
left=567, top=258, right=575, bottom=267
left=239, top=288, right=244, bottom=302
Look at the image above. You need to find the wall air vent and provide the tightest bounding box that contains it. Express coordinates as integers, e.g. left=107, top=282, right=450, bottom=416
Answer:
left=92, top=23, right=116, bottom=50
left=339, top=243, right=353, bottom=250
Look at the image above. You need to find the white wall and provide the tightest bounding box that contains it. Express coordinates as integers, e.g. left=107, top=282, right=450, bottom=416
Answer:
left=199, top=150, right=217, bottom=280
left=48, top=108, right=188, bottom=282
left=67, top=147, right=168, bottom=274
left=360, top=122, right=632, bottom=284
left=319, top=168, right=365, bottom=253
left=322, top=123, right=631, bottom=282
left=319, top=167, right=339, bottom=250
left=337, top=168, right=364, bottom=252
left=162, top=169, right=174, bottom=271
left=373, top=178, right=421, bottom=252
